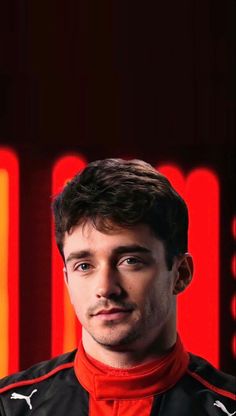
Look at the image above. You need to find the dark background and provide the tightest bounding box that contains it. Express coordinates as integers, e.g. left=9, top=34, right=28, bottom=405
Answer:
left=0, top=1, right=235, bottom=373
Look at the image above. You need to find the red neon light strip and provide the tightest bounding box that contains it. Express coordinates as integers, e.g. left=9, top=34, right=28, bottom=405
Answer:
left=231, top=216, right=236, bottom=357
left=186, top=169, right=219, bottom=367
left=157, top=165, right=219, bottom=368
left=0, top=148, right=19, bottom=376
left=52, top=155, right=87, bottom=357
left=0, top=167, right=8, bottom=377
left=232, top=216, right=236, bottom=239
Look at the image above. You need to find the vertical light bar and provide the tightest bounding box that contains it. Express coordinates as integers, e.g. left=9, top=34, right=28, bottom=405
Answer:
left=0, top=169, right=9, bottom=376
left=231, top=216, right=236, bottom=358
left=157, top=165, right=219, bottom=367
left=186, top=169, right=219, bottom=366
left=0, top=148, right=19, bottom=377
left=52, top=154, right=87, bottom=357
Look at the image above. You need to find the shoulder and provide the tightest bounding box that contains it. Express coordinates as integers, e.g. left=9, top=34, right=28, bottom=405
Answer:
left=0, top=350, right=89, bottom=415
left=0, top=349, right=77, bottom=394
left=157, top=354, right=235, bottom=415
left=186, top=353, right=235, bottom=400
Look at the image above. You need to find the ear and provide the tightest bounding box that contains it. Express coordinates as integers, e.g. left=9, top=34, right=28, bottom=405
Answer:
left=173, top=253, right=193, bottom=295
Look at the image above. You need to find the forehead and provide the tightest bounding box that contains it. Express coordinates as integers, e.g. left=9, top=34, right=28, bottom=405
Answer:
left=63, top=220, right=165, bottom=259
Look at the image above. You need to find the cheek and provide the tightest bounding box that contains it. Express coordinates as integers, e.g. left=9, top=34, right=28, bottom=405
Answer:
left=67, top=280, right=89, bottom=312
left=141, top=278, right=172, bottom=312
left=126, top=278, right=157, bottom=308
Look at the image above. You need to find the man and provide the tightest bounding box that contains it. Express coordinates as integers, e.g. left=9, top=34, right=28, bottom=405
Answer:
left=0, top=158, right=235, bottom=415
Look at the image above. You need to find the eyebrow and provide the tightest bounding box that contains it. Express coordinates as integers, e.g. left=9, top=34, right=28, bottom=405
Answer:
left=65, top=245, right=152, bottom=264
left=65, top=250, right=93, bottom=264
left=112, top=245, right=152, bottom=256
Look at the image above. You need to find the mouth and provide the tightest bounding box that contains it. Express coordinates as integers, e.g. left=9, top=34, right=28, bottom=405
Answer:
left=92, top=308, right=133, bottom=321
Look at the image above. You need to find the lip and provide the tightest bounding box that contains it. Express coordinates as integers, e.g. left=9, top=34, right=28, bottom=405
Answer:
left=92, top=308, right=132, bottom=321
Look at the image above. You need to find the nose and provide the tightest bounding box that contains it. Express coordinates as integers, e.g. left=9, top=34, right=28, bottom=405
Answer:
left=95, top=266, right=122, bottom=299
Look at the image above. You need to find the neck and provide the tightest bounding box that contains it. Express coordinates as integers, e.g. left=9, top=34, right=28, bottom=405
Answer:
left=82, top=326, right=177, bottom=368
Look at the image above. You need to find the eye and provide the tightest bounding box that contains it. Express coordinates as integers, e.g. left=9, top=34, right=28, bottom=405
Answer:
left=74, top=262, right=91, bottom=272
left=119, top=257, right=144, bottom=268
left=124, top=257, right=140, bottom=265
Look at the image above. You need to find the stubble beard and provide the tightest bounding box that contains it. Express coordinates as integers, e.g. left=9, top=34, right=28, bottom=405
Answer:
left=82, top=297, right=167, bottom=350
left=86, top=308, right=153, bottom=349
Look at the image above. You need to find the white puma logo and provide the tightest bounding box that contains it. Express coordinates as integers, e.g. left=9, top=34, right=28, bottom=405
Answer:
left=214, top=400, right=236, bottom=416
left=10, top=389, right=37, bottom=410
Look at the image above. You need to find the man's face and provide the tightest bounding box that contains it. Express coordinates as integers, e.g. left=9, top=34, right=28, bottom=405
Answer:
left=63, top=221, right=183, bottom=351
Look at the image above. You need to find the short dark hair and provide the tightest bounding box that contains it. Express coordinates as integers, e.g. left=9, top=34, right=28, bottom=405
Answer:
left=52, top=158, right=188, bottom=269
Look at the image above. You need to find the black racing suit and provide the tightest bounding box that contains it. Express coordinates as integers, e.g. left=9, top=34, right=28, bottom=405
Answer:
left=0, top=349, right=235, bottom=415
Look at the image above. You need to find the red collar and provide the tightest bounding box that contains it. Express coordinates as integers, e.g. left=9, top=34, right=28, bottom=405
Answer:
left=74, top=336, right=189, bottom=400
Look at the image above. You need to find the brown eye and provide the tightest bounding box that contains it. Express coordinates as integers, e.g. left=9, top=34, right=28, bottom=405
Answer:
left=120, top=257, right=144, bottom=267
left=125, top=258, right=139, bottom=264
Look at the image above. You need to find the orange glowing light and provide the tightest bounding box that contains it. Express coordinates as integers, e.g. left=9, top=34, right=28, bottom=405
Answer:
left=52, top=154, right=87, bottom=357
left=0, top=148, right=19, bottom=377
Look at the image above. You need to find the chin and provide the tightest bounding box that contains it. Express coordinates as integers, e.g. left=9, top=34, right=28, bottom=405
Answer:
left=91, top=330, right=141, bottom=349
